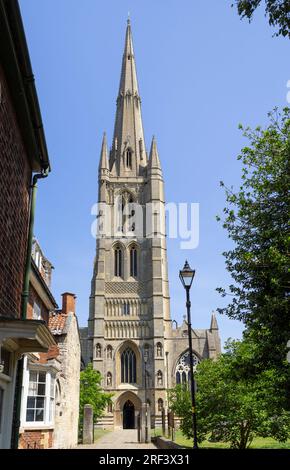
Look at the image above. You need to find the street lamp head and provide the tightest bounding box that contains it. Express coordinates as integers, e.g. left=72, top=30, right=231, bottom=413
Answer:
left=179, top=260, right=195, bottom=289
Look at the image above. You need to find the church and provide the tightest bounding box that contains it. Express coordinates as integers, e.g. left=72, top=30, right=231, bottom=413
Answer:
left=80, top=20, right=221, bottom=430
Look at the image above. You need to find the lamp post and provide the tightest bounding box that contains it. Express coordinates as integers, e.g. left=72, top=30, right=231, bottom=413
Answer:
left=144, top=350, right=148, bottom=443
left=179, top=260, right=198, bottom=449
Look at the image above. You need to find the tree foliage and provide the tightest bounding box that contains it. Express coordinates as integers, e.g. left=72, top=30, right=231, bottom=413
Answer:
left=79, top=363, right=112, bottom=429
left=217, top=108, right=290, bottom=389
left=169, top=340, right=290, bottom=449
left=232, top=0, right=290, bottom=38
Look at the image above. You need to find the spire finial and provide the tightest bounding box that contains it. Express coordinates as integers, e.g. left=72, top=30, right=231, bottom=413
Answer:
left=127, top=12, right=130, bottom=25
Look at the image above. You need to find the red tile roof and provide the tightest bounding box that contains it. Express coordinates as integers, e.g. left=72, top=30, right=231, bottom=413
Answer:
left=48, top=311, right=68, bottom=335
left=38, top=345, right=60, bottom=363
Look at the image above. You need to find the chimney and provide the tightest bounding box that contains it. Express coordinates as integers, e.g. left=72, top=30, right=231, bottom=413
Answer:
left=62, top=292, right=76, bottom=315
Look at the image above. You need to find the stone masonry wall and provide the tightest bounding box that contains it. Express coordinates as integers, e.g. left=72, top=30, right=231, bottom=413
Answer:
left=53, top=314, right=80, bottom=448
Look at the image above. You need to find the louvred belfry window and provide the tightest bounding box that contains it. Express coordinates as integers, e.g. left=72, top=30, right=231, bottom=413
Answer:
left=130, top=247, right=137, bottom=277
left=126, top=149, right=132, bottom=168
left=114, top=246, right=122, bottom=277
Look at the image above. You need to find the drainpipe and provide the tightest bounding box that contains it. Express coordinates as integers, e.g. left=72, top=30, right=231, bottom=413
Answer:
left=21, top=168, right=49, bottom=319
left=11, top=168, right=49, bottom=449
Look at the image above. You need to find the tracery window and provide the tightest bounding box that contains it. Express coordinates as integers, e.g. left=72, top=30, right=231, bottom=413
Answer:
left=121, top=348, right=136, bottom=384
left=175, top=350, right=199, bottom=385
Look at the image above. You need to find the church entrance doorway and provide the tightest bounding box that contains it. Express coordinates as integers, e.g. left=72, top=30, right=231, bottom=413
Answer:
left=123, top=400, right=135, bottom=429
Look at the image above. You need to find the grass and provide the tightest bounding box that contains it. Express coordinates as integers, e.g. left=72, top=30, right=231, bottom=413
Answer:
left=153, top=429, right=290, bottom=449
left=93, top=428, right=112, bottom=443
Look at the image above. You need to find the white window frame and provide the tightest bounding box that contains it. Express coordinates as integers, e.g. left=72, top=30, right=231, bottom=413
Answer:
left=35, top=251, right=42, bottom=270
left=33, top=302, right=41, bottom=320
left=21, top=358, right=55, bottom=428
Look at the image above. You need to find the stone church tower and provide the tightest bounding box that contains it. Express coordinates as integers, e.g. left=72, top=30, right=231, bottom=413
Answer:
left=84, top=20, right=221, bottom=429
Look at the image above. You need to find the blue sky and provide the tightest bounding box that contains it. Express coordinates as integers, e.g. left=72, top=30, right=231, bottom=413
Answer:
left=19, top=1, right=289, bottom=347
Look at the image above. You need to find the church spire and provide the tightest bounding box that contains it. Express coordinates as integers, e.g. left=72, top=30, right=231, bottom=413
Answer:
left=149, top=136, right=162, bottom=170
left=148, top=136, right=163, bottom=180
left=210, top=312, right=219, bottom=331
left=118, top=18, right=139, bottom=97
left=99, top=132, right=109, bottom=173
left=110, top=20, right=146, bottom=176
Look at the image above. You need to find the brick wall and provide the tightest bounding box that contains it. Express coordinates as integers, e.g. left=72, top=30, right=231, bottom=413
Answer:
left=38, top=344, right=60, bottom=363
left=0, top=64, right=31, bottom=319
left=19, top=430, right=53, bottom=449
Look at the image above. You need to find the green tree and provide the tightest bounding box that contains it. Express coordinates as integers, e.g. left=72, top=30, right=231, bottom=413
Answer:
left=217, top=107, right=290, bottom=397
left=79, top=363, right=112, bottom=432
left=232, top=1, right=290, bottom=38
left=169, top=340, right=290, bottom=449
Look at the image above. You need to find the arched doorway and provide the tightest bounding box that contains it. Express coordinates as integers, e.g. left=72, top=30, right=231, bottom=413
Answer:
left=123, top=400, right=135, bottom=429
left=114, top=391, right=141, bottom=428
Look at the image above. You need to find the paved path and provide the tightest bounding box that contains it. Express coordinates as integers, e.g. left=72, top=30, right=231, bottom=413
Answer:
left=78, top=429, right=156, bottom=449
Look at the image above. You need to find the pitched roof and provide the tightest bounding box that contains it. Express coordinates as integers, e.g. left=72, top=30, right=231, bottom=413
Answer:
left=0, top=0, right=51, bottom=171
left=48, top=311, right=68, bottom=335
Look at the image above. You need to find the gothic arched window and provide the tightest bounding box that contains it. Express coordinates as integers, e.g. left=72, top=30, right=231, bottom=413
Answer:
left=121, top=348, right=136, bottom=384
left=96, top=343, right=102, bottom=358
left=175, top=350, right=199, bottom=385
left=130, top=246, right=138, bottom=277
left=156, top=342, right=163, bottom=357
left=114, top=246, right=122, bottom=277
left=126, top=149, right=132, bottom=168
left=158, top=398, right=164, bottom=412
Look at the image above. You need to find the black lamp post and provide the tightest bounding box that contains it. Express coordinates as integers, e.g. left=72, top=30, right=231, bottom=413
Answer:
left=144, top=350, right=148, bottom=443
left=179, top=260, right=198, bottom=449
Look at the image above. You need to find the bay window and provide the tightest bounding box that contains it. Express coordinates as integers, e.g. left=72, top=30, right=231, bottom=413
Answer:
left=26, top=371, right=46, bottom=422
left=22, top=367, right=55, bottom=426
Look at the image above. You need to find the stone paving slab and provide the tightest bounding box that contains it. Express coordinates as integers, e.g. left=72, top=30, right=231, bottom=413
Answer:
left=77, top=429, right=156, bottom=449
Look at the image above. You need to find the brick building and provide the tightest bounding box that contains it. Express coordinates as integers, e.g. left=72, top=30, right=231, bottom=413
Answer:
left=0, top=0, right=54, bottom=448
left=18, top=240, right=81, bottom=449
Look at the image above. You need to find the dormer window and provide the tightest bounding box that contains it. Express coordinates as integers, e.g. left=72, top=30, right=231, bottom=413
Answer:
left=126, top=149, right=132, bottom=168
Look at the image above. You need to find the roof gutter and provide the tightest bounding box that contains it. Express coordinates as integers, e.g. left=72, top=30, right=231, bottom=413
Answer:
left=0, top=0, right=51, bottom=171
